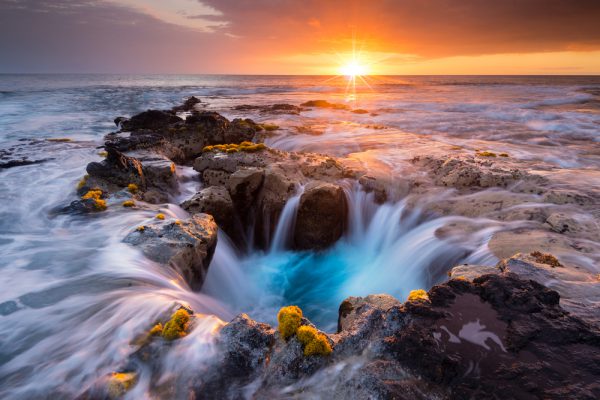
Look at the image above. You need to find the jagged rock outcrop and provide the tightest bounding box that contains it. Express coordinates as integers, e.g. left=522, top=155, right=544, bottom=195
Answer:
left=181, top=186, right=234, bottom=234
left=105, top=111, right=259, bottom=163
left=123, top=214, right=217, bottom=289
left=190, top=147, right=351, bottom=250
left=449, top=252, right=600, bottom=327
left=188, top=270, right=600, bottom=399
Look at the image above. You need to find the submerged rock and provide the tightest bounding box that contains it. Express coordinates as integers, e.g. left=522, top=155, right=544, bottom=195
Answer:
left=123, top=214, right=217, bottom=288
left=294, top=181, right=347, bottom=250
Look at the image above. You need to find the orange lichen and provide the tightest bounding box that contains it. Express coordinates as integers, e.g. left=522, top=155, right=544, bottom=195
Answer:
left=81, top=189, right=106, bottom=211
left=122, top=200, right=135, bottom=207
left=149, top=323, right=163, bottom=336
left=174, top=219, right=182, bottom=226
left=82, top=189, right=102, bottom=200
left=476, top=151, right=497, bottom=157
left=407, top=289, right=430, bottom=303
left=162, top=309, right=190, bottom=341
left=136, top=226, right=145, bottom=232
left=106, top=372, right=137, bottom=398
left=277, top=305, right=302, bottom=340
left=155, top=213, right=165, bottom=220
left=531, top=251, right=563, bottom=268
left=127, top=183, right=138, bottom=194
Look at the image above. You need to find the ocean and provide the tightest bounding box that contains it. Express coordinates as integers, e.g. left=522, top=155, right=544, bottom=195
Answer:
left=0, top=74, right=599, bottom=398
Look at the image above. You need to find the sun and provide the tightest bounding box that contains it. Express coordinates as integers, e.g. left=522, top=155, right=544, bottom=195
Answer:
left=340, top=60, right=369, bottom=77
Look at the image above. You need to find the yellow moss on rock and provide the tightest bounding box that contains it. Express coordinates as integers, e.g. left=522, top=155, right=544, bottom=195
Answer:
left=162, top=309, right=190, bottom=341
left=476, top=151, right=497, bottom=157
left=77, top=175, right=88, bottom=190
left=304, top=333, right=332, bottom=356
left=277, top=305, right=302, bottom=340
left=98, top=151, right=108, bottom=157
left=106, top=372, right=137, bottom=399
left=149, top=323, right=163, bottom=336
left=202, top=142, right=267, bottom=154
left=407, top=289, right=430, bottom=303
left=296, top=325, right=332, bottom=356
left=122, top=200, right=134, bottom=207
left=81, top=189, right=107, bottom=211
left=136, top=225, right=145, bottom=232
left=127, top=183, right=138, bottom=194
left=156, top=213, right=165, bottom=220
left=531, top=251, right=563, bottom=268
left=499, top=153, right=509, bottom=157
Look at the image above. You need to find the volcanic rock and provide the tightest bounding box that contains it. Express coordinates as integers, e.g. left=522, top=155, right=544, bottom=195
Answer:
left=123, top=214, right=217, bottom=289
left=294, top=181, right=348, bottom=250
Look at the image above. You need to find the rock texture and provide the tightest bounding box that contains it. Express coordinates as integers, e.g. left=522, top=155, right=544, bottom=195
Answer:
left=123, top=214, right=217, bottom=289
left=294, top=181, right=348, bottom=250
left=186, top=271, right=600, bottom=399
left=190, top=147, right=352, bottom=250
left=181, top=186, right=234, bottom=234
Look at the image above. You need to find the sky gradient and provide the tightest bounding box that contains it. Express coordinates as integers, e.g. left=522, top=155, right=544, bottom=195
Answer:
left=1, top=0, right=600, bottom=74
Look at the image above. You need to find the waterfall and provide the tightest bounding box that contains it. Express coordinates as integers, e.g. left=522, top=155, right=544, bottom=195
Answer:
left=269, top=185, right=304, bottom=252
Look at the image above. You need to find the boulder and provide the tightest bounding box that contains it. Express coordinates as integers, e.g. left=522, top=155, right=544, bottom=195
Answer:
left=294, top=181, right=348, bottom=250
left=337, top=294, right=401, bottom=332
left=84, top=148, right=176, bottom=200
left=181, top=186, right=234, bottom=233
left=171, top=96, right=201, bottom=112
left=121, top=110, right=182, bottom=131
left=123, top=214, right=217, bottom=289
left=226, top=167, right=264, bottom=209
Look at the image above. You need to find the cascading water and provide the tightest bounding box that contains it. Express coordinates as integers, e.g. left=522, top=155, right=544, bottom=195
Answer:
left=202, top=186, right=507, bottom=332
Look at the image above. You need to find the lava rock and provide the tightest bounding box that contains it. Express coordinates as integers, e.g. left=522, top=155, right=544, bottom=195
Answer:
left=294, top=181, right=348, bottom=250
left=181, top=186, right=234, bottom=233
left=120, top=110, right=182, bottom=131
left=123, top=214, right=217, bottom=289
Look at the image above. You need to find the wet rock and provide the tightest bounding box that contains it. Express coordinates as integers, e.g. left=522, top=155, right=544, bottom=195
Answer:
left=412, top=154, right=545, bottom=190
left=358, top=175, right=388, bottom=203
left=226, top=167, right=264, bottom=209
left=294, top=181, right=347, bottom=250
left=105, top=109, right=260, bottom=163
left=543, top=188, right=596, bottom=206
left=171, top=96, right=201, bottom=112
left=448, top=264, right=500, bottom=281
left=498, top=253, right=600, bottom=326
left=300, top=100, right=349, bottom=110
left=193, top=148, right=351, bottom=249
left=233, top=103, right=304, bottom=115
left=338, top=294, right=401, bottom=332
left=191, top=272, right=600, bottom=399
left=85, top=147, right=145, bottom=191
left=181, top=186, right=234, bottom=233
left=123, top=215, right=217, bottom=289
left=121, top=110, right=182, bottom=131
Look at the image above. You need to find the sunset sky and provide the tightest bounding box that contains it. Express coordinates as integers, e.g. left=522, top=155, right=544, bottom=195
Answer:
left=1, top=0, right=600, bottom=74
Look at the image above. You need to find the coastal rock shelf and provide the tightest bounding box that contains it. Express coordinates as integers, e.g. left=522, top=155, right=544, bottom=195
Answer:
left=59, top=96, right=600, bottom=399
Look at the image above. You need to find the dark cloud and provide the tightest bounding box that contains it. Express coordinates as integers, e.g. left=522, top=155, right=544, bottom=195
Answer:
left=203, top=0, right=600, bottom=56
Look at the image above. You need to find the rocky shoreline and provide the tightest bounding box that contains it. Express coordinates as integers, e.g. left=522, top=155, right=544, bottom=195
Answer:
left=70, top=97, right=600, bottom=399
